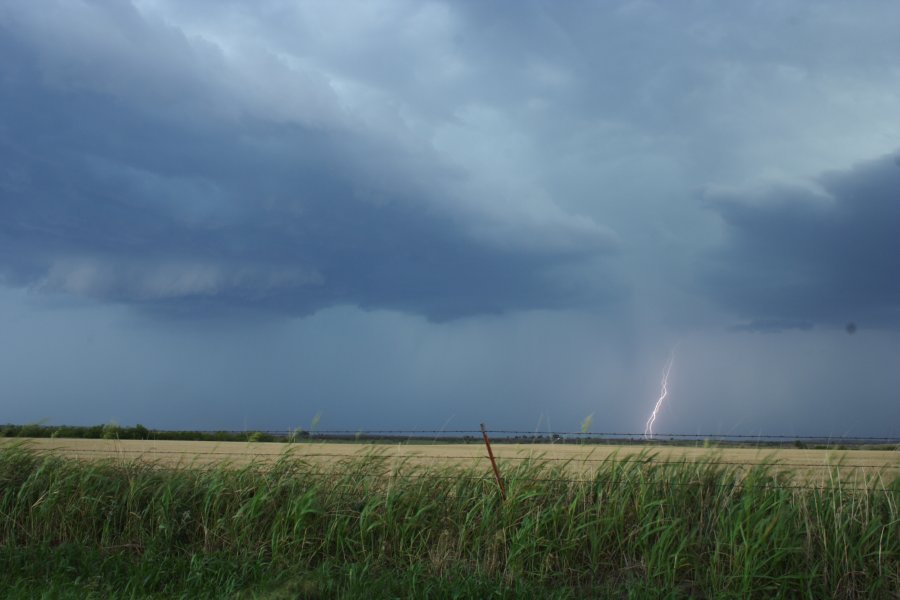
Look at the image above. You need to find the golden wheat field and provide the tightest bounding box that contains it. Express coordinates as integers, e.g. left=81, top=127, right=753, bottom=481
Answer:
left=4, top=437, right=898, bottom=484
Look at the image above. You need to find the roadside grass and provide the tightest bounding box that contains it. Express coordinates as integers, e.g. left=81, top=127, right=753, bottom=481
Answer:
left=1, top=445, right=897, bottom=598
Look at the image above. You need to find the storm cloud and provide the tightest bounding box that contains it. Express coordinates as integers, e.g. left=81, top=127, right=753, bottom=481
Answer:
left=0, top=0, right=618, bottom=320
left=703, top=153, right=900, bottom=330
left=1, top=1, right=899, bottom=435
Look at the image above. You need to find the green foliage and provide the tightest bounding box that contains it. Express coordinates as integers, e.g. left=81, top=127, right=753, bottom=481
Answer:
left=101, top=421, right=120, bottom=440
left=17, top=423, right=45, bottom=438
left=580, top=414, right=593, bottom=435
left=0, top=446, right=897, bottom=598
left=132, top=424, right=150, bottom=440
left=0, top=423, right=283, bottom=443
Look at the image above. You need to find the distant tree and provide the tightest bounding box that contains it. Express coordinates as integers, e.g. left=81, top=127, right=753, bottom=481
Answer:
left=18, top=423, right=44, bottom=438
left=101, top=422, right=121, bottom=440
left=137, top=424, right=150, bottom=439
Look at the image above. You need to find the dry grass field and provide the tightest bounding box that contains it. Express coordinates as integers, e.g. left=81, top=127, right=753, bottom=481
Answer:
left=5, top=437, right=898, bottom=484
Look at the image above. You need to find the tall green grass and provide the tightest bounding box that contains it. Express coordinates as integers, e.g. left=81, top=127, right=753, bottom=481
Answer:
left=1, top=444, right=897, bottom=598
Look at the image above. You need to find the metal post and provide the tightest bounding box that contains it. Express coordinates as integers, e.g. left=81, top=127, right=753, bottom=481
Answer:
left=480, top=423, right=506, bottom=500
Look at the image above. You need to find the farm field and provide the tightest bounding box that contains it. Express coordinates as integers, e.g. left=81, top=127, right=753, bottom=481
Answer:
left=5, top=437, right=899, bottom=483
left=2, top=439, right=898, bottom=598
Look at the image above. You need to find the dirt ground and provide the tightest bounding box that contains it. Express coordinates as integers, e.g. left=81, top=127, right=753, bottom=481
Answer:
left=4, top=437, right=898, bottom=485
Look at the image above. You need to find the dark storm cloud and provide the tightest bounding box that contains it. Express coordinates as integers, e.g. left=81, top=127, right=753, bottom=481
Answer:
left=702, top=153, right=900, bottom=328
left=2, top=1, right=899, bottom=436
left=0, top=2, right=618, bottom=320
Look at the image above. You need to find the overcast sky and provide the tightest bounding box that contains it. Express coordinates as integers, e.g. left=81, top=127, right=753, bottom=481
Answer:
left=1, top=0, right=899, bottom=436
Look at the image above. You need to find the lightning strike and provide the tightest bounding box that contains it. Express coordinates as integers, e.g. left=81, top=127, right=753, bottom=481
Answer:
left=644, top=352, right=676, bottom=440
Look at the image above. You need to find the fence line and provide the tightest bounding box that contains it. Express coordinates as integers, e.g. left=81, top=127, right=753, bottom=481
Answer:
left=15, top=446, right=900, bottom=470
left=12, top=456, right=896, bottom=493
left=5, top=442, right=898, bottom=493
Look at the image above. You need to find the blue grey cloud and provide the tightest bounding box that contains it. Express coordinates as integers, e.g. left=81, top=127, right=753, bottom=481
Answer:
left=702, top=153, right=900, bottom=329
left=0, top=1, right=619, bottom=320
left=2, top=0, right=900, bottom=435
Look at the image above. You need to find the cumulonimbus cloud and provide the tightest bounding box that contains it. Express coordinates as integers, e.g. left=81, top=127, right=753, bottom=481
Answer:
left=0, top=1, right=620, bottom=320
left=701, top=152, right=900, bottom=329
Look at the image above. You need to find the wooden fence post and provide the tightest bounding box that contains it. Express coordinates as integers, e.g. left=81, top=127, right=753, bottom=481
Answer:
left=480, top=423, right=506, bottom=500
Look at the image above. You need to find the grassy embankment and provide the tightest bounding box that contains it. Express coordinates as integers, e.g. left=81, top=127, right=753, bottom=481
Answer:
left=1, top=444, right=898, bottom=599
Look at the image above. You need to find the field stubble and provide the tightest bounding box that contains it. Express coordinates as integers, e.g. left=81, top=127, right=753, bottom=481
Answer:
left=5, top=437, right=899, bottom=485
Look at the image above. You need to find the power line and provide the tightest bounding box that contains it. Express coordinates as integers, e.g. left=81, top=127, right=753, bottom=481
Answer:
left=6, top=424, right=899, bottom=442
left=119, top=428, right=900, bottom=442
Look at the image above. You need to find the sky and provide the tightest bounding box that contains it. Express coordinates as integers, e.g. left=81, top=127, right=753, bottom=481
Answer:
left=1, top=0, right=899, bottom=437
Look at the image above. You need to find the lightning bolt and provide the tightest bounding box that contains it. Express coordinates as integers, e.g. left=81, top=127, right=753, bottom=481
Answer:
left=644, top=351, right=676, bottom=440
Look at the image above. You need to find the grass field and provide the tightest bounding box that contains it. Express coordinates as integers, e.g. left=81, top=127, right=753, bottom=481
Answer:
left=5, top=437, right=899, bottom=483
left=1, top=439, right=898, bottom=598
